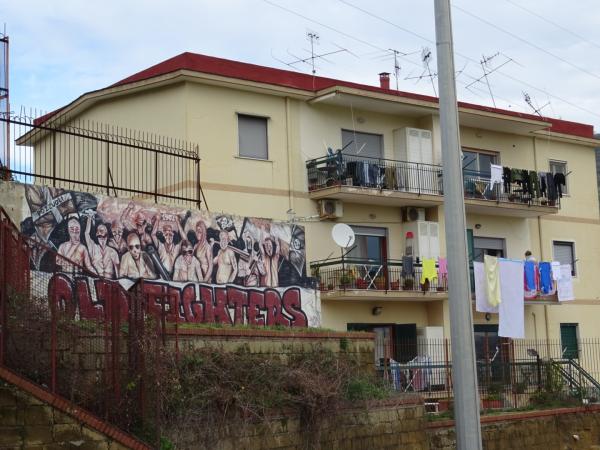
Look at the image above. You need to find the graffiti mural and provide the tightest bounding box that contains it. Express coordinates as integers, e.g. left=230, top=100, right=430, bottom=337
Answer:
left=19, top=185, right=319, bottom=327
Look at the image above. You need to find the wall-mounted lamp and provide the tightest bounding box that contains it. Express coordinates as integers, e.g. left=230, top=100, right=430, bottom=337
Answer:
left=372, top=306, right=383, bottom=316
left=485, top=313, right=491, bottom=321
left=475, top=223, right=482, bottom=229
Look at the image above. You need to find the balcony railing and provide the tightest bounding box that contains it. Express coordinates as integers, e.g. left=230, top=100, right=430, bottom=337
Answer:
left=306, top=153, right=443, bottom=196
left=310, top=257, right=448, bottom=293
left=463, top=169, right=560, bottom=208
left=306, top=153, right=561, bottom=209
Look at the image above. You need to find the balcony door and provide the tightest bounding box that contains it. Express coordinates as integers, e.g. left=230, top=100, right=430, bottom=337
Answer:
left=347, top=226, right=387, bottom=263
left=462, top=149, right=498, bottom=177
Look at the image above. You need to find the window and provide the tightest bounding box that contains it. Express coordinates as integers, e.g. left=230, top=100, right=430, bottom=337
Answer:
left=238, top=114, right=268, bottom=160
left=560, top=323, right=579, bottom=359
left=462, top=149, right=498, bottom=177
left=473, top=237, right=505, bottom=263
left=549, top=160, right=568, bottom=195
left=347, top=226, right=387, bottom=262
left=341, top=130, right=383, bottom=159
left=553, top=241, right=576, bottom=276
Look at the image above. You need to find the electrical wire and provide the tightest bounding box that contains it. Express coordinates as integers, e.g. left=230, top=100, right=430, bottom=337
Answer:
left=503, top=0, right=600, bottom=52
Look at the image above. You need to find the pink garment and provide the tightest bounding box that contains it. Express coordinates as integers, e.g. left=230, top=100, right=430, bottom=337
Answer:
left=437, top=257, right=448, bottom=279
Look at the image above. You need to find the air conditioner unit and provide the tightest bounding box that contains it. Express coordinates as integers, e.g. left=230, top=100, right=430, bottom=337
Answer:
left=404, top=207, right=426, bottom=222
left=318, top=199, right=343, bottom=219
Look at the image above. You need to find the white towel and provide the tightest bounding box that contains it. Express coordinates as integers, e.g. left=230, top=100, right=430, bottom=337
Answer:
left=474, top=261, right=498, bottom=313
left=489, top=164, right=503, bottom=192
left=557, top=264, right=574, bottom=302
left=498, top=259, right=525, bottom=339
left=551, top=261, right=561, bottom=281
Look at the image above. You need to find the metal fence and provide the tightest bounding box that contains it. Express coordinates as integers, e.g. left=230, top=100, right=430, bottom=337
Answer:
left=375, top=337, right=600, bottom=411
left=0, top=206, right=174, bottom=445
left=311, top=257, right=448, bottom=293
left=306, top=153, right=443, bottom=195
left=1, top=110, right=204, bottom=209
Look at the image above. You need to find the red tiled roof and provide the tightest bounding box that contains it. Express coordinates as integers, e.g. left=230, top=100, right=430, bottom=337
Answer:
left=46, top=52, right=597, bottom=138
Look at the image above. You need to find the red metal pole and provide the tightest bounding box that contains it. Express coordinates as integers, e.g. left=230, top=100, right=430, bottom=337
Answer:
left=50, top=280, right=57, bottom=393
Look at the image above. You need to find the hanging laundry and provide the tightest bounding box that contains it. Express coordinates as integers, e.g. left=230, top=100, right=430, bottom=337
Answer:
left=557, top=264, right=575, bottom=302
left=539, top=262, right=553, bottom=295
left=402, top=255, right=414, bottom=277
left=551, top=261, right=561, bottom=281
left=498, top=259, right=525, bottom=339
left=521, top=169, right=531, bottom=195
left=437, top=257, right=448, bottom=281
left=511, top=168, right=523, bottom=184
left=553, top=172, right=566, bottom=198
left=546, top=172, right=557, bottom=201
left=502, top=166, right=512, bottom=193
left=484, top=255, right=501, bottom=307
left=474, top=261, right=498, bottom=313
left=524, top=260, right=538, bottom=299
left=529, top=171, right=540, bottom=198
left=489, top=164, right=503, bottom=193
left=538, top=172, right=547, bottom=198
left=420, top=258, right=437, bottom=284
left=384, top=166, right=397, bottom=189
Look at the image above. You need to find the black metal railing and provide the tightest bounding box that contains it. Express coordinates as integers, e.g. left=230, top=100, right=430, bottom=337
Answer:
left=305, top=153, right=561, bottom=209
left=1, top=110, right=204, bottom=208
left=310, top=257, right=448, bottom=293
left=375, top=338, right=600, bottom=411
left=463, top=169, right=560, bottom=208
left=306, top=153, right=443, bottom=196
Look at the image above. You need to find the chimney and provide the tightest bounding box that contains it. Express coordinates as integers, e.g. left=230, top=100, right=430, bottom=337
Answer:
left=379, top=72, right=391, bottom=90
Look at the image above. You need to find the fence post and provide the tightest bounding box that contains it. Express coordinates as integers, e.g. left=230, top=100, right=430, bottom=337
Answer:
left=105, top=141, right=110, bottom=196
left=50, top=280, right=57, bottom=394
left=52, top=131, right=56, bottom=187
left=0, top=221, right=6, bottom=365
left=196, top=159, right=201, bottom=210
left=154, top=151, right=159, bottom=204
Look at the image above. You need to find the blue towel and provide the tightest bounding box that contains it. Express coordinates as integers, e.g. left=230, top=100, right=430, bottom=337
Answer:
left=524, top=261, right=537, bottom=291
left=539, top=262, right=552, bottom=294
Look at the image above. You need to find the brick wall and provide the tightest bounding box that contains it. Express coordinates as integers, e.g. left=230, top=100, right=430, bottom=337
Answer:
left=427, top=406, right=600, bottom=450
left=0, top=368, right=149, bottom=450
left=166, top=396, right=428, bottom=450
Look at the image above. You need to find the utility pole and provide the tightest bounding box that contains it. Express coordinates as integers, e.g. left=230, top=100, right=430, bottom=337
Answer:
left=434, top=1, right=483, bottom=449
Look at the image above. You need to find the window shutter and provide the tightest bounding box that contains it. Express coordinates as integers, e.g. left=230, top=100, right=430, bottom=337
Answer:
left=238, top=115, right=268, bottom=159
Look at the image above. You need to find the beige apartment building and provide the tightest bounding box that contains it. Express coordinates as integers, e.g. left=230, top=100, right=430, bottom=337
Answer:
left=27, top=52, right=600, bottom=359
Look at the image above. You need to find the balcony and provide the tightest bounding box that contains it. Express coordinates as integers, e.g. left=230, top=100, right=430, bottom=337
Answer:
left=306, top=154, right=444, bottom=208
left=310, top=257, right=448, bottom=301
left=306, top=153, right=561, bottom=217
left=463, top=170, right=560, bottom=218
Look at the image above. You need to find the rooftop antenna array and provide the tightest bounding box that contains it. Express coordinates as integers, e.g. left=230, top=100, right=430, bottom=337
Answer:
left=272, top=32, right=349, bottom=77
left=465, top=52, right=517, bottom=108
left=404, top=47, right=437, bottom=96
left=522, top=91, right=550, bottom=118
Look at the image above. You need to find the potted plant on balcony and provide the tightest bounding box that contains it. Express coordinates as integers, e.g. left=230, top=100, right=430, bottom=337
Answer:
left=374, top=276, right=386, bottom=290
left=482, top=383, right=503, bottom=409
left=402, top=278, right=415, bottom=291
left=356, top=278, right=368, bottom=289
left=339, top=272, right=354, bottom=289
left=390, top=279, right=400, bottom=290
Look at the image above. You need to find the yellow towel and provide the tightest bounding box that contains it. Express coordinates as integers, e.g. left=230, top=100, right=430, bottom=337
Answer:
left=484, top=254, right=501, bottom=307
left=420, top=258, right=438, bottom=284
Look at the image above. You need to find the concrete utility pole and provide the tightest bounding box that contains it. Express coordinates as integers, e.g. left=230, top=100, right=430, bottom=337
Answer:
left=433, top=1, right=483, bottom=449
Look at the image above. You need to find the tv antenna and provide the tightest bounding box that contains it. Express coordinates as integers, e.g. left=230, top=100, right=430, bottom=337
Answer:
left=404, top=47, right=437, bottom=96
left=465, top=52, right=517, bottom=108
left=389, top=48, right=402, bottom=90
left=523, top=92, right=550, bottom=117
left=272, top=32, right=349, bottom=79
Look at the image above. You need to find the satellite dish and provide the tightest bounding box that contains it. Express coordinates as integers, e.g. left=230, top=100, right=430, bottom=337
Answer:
left=332, top=223, right=355, bottom=248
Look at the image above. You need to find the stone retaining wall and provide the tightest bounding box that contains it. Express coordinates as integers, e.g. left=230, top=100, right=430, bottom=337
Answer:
left=0, top=367, right=149, bottom=450
left=427, top=406, right=600, bottom=450
left=167, top=397, right=428, bottom=450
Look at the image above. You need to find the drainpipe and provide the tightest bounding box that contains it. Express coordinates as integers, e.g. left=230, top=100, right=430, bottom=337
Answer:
left=533, top=136, right=551, bottom=353
left=285, top=97, right=294, bottom=215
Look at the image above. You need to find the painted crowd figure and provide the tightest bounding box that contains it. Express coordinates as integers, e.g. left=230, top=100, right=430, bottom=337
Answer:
left=22, top=186, right=308, bottom=289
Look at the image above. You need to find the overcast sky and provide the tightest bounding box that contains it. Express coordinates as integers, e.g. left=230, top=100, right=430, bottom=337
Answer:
left=4, top=0, right=600, bottom=131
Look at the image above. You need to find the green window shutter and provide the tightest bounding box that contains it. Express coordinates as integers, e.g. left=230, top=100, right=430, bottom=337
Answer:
left=467, top=228, right=475, bottom=292
left=560, top=324, right=579, bottom=359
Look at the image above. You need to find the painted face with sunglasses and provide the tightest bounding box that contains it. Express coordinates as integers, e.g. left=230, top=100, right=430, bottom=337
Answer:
left=127, top=234, right=142, bottom=260
left=182, top=242, right=194, bottom=262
